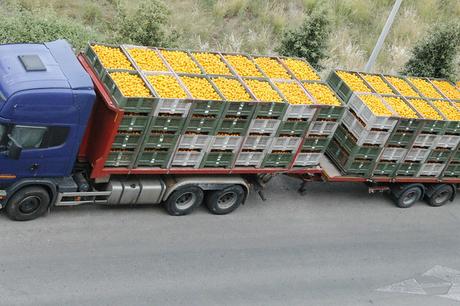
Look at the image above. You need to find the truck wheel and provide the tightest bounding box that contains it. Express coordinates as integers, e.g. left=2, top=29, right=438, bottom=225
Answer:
left=206, top=185, right=245, bottom=215
left=164, top=186, right=203, bottom=216
left=6, top=186, right=51, bottom=221
left=392, top=186, right=422, bottom=208
left=426, top=184, right=454, bottom=207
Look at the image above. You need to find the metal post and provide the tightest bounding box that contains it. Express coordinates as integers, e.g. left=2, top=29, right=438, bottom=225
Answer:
left=364, top=0, right=403, bottom=72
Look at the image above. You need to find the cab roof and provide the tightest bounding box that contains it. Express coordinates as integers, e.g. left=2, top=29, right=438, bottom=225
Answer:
left=0, top=39, right=93, bottom=100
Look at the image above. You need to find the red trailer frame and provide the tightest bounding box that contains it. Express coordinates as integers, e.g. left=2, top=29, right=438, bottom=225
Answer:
left=77, top=54, right=460, bottom=185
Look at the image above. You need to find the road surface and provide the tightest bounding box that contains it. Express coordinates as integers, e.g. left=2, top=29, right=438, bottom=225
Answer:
left=1, top=175, right=460, bottom=306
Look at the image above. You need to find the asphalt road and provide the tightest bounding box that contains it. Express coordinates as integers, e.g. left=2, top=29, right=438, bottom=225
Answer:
left=1, top=175, right=460, bottom=306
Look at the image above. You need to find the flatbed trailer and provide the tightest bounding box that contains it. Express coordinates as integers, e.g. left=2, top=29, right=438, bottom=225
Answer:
left=0, top=40, right=458, bottom=221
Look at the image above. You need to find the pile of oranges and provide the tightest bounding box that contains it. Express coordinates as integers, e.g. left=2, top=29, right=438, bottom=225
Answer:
left=110, top=72, right=151, bottom=97
left=92, top=45, right=133, bottom=70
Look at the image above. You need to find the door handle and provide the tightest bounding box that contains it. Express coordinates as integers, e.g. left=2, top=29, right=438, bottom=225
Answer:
left=30, top=163, right=40, bottom=171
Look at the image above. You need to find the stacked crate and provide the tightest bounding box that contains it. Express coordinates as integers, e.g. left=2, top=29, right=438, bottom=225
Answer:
left=85, top=43, right=345, bottom=170
left=327, top=70, right=460, bottom=178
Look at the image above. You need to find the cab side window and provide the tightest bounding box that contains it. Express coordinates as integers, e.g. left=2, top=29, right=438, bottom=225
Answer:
left=11, top=125, right=47, bottom=149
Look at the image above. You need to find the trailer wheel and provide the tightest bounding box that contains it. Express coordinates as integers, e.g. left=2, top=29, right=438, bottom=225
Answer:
left=206, top=185, right=245, bottom=215
left=392, top=185, right=423, bottom=208
left=5, top=186, right=51, bottom=221
left=426, top=184, right=454, bottom=207
left=164, top=186, right=203, bottom=216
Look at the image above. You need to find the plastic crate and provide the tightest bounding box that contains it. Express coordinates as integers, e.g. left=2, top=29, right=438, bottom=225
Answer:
left=421, top=120, right=447, bottom=134
left=435, top=135, right=460, bottom=149
left=326, top=140, right=373, bottom=176
left=188, top=100, right=226, bottom=116
left=102, top=71, right=155, bottom=112
left=283, top=104, right=316, bottom=120
left=85, top=43, right=134, bottom=78
left=112, top=132, right=142, bottom=149
left=348, top=94, right=397, bottom=130
left=413, top=134, right=438, bottom=148
left=404, top=148, right=430, bottom=162
left=143, top=133, right=179, bottom=149
left=269, top=137, right=302, bottom=152
left=105, top=150, right=135, bottom=167
left=302, top=136, right=331, bottom=151
left=333, top=125, right=382, bottom=159
left=242, top=136, right=273, bottom=150
left=235, top=151, right=265, bottom=167
left=326, top=71, right=355, bottom=103
left=394, top=118, right=423, bottom=132
left=396, top=162, right=422, bottom=177
left=426, top=149, right=452, bottom=163
left=277, top=120, right=310, bottom=136
left=248, top=119, right=281, bottom=135
left=216, top=117, right=250, bottom=135
left=308, top=120, right=338, bottom=136
left=444, top=121, right=460, bottom=135
left=149, top=115, right=186, bottom=133
left=209, top=136, right=243, bottom=152
left=253, top=102, right=288, bottom=119
left=183, top=116, right=220, bottom=134
left=387, top=131, right=417, bottom=148
left=153, top=99, right=191, bottom=116
left=176, top=134, right=212, bottom=150
left=261, top=152, right=295, bottom=168
left=451, top=150, right=460, bottom=163
left=118, top=114, right=150, bottom=131
left=315, top=106, right=344, bottom=121
left=294, top=152, right=322, bottom=167
left=136, top=149, right=172, bottom=168
left=443, top=163, right=460, bottom=177
left=223, top=102, right=256, bottom=118
left=170, top=150, right=206, bottom=167
left=372, top=162, right=398, bottom=177
left=379, top=147, right=408, bottom=162
left=418, top=163, right=445, bottom=177
left=341, top=111, right=390, bottom=145
left=201, top=152, right=235, bottom=168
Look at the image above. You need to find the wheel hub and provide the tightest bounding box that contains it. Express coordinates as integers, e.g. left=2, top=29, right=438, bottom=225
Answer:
left=18, top=196, right=41, bottom=214
left=217, top=192, right=237, bottom=210
left=175, top=192, right=196, bottom=210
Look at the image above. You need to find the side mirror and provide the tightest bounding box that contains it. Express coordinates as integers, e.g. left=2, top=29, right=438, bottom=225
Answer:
left=7, top=134, right=22, bottom=160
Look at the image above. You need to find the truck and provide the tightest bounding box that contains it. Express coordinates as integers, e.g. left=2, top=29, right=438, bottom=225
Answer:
left=0, top=39, right=458, bottom=221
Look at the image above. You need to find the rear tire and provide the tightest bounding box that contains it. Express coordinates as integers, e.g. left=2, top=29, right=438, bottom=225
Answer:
left=164, top=186, right=203, bottom=216
left=426, top=184, right=454, bottom=207
left=392, top=186, right=423, bottom=208
left=206, top=185, right=245, bottom=215
left=6, top=186, right=51, bottom=221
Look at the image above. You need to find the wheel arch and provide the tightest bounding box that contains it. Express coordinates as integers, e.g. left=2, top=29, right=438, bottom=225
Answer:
left=3, top=179, right=58, bottom=208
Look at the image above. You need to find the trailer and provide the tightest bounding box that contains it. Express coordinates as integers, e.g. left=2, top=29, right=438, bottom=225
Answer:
left=0, top=40, right=458, bottom=221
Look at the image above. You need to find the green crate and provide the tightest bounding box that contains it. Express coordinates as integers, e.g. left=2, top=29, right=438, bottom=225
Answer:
left=443, top=163, right=460, bottom=177
left=421, top=120, right=446, bottom=134
left=105, top=150, right=135, bottom=167
left=444, top=121, right=460, bottom=135
left=302, top=136, right=330, bottom=151
left=253, top=102, right=288, bottom=118
left=149, top=116, right=186, bottom=133
left=261, top=153, right=295, bottom=168
left=216, top=117, right=250, bottom=135
left=189, top=100, right=226, bottom=116
left=143, top=133, right=179, bottom=149
left=112, top=132, right=142, bottom=149
left=118, top=114, right=150, bottom=131
left=201, top=152, right=235, bottom=168
left=183, top=116, right=220, bottom=134
left=102, top=71, right=155, bottom=112
left=223, top=102, right=256, bottom=118
left=315, top=106, right=344, bottom=120
left=395, top=118, right=423, bottom=132
left=326, top=140, right=373, bottom=176
left=277, top=120, right=309, bottom=136
left=136, top=149, right=173, bottom=168
left=387, top=131, right=417, bottom=148
left=333, top=126, right=382, bottom=159
left=451, top=150, right=460, bottom=163
left=426, top=149, right=452, bottom=163
left=85, top=45, right=105, bottom=78
left=396, top=162, right=422, bottom=176
left=326, top=71, right=354, bottom=103
left=372, top=162, right=398, bottom=177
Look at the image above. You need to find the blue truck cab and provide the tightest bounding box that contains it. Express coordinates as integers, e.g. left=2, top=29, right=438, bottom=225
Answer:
left=0, top=40, right=95, bottom=214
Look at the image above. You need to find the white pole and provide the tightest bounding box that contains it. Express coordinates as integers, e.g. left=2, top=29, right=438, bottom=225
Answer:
left=364, top=0, right=403, bottom=72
